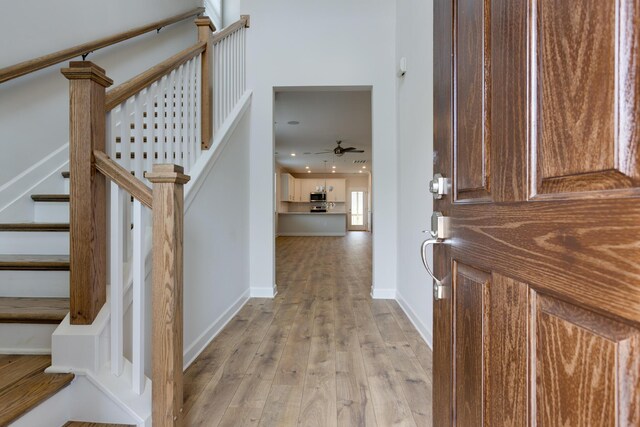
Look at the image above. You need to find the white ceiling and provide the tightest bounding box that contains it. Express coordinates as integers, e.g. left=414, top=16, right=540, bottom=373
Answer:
left=274, top=89, right=372, bottom=174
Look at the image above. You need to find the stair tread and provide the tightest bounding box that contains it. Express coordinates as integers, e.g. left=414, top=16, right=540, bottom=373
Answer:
left=0, top=355, right=51, bottom=392
left=31, top=194, right=69, bottom=202
left=0, top=297, right=69, bottom=323
left=63, top=422, right=135, bottom=427
left=0, top=223, right=69, bottom=232
left=0, top=369, right=73, bottom=426
left=0, top=254, right=70, bottom=270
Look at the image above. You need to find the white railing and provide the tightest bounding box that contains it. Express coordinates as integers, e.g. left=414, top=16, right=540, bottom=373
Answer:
left=107, top=53, right=202, bottom=183
left=102, top=17, right=248, bottom=401
left=213, top=23, right=246, bottom=130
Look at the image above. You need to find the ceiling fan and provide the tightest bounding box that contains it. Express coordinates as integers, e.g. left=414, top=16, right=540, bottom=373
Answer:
left=315, top=140, right=365, bottom=157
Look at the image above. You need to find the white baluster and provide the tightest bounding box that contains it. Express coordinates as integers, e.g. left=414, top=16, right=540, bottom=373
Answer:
left=166, top=69, right=176, bottom=164
left=120, top=99, right=132, bottom=173
left=110, top=182, right=124, bottom=376
left=145, top=82, right=158, bottom=177
left=132, top=199, right=146, bottom=394
left=133, top=91, right=145, bottom=181
left=156, top=76, right=167, bottom=166
left=181, top=59, right=191, bottom=172
left=194, top=54, right=202, bottom=161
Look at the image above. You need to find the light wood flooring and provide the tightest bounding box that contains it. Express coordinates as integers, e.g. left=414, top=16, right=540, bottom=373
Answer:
left=184, top=232, right=433, bottom=426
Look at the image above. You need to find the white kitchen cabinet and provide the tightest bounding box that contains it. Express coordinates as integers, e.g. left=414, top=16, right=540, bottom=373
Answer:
left=326, top=179, right=346, bottom=202
left=294, top=179, right=303, bottom=202
left=281, top=173, right=296, bottom=202
left=301, top=180, right=314, bottom=202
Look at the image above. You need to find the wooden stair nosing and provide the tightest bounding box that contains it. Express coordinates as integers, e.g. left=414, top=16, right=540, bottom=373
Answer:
left=30, top=194, right=69, bottom=202
left=0, top=254, right=70, bottom=271
left=0, top=223, right=69, bottom=232
left=0, top=355, right=51, bottom=392
left=0, top=371, right=74, bottom=426
left=0, top=297, right=69, bottom=323
left=63, top=422, right=135, bottom=427
left=61, top=171, right=70, bottom=179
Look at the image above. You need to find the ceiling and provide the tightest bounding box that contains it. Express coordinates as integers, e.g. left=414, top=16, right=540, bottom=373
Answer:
left=274, top=89, right=372, bottom=174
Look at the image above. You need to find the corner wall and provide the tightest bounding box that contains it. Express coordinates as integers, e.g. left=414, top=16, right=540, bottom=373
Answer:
left=240, top=0, right=398, bottom=298
left=395, top=0, right=435, bottom=347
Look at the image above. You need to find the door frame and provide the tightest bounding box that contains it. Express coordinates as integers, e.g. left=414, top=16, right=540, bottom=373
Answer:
left=347, top=186, right=369, bottom=231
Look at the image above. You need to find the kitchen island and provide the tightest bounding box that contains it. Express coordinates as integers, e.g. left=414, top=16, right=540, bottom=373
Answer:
left=277, top=212, right=347, bottom=236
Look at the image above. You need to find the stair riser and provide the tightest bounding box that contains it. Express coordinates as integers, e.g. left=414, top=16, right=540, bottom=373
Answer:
left=0, top=323, right=57, bottom=354
left=0, top=232, right=69, bottom=255
left=0, top=271, right=69, bottom=298
left=34, top=202, right=69, bottom=223
left=63, top=179, right=69, bottom=194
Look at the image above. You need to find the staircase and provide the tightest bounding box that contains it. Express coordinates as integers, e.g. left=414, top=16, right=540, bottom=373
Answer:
left=0, top=171, right=74, bottom=424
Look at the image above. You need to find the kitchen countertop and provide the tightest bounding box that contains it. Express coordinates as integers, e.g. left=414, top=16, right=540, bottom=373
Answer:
left=278, top=212, right=346, bottom=215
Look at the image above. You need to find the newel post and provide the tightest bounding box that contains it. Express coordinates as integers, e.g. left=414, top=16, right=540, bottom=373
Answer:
left=195, top=17, right=216, bottom=149
left=61, top=62, right=113, bottom=325
left=146, top=164, right=190, bottom=427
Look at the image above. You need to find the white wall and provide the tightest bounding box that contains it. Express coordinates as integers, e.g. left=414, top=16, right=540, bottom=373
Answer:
left=183, top=106, right=252, bottom=364
left=395, top=0, right=434, bottom=347
left=0, top=0, right=201, bottom=220
left=241, top=0, right=398, bottom=298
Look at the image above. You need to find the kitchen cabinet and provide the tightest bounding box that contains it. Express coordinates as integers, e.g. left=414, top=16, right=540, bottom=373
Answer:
left=281, top=173, right=296, bottom=202
left=301, top=180, right=314, bottom=202
left=294, top=179, right=303, bottom=202
left=326, top=179, right=346, bottom=202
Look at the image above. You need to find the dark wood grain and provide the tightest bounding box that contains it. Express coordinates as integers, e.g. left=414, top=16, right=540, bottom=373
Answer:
left=487, top=274, right=528, bottom=426
left=450, top=199, right=640, bottom=324
left=0, top=223, right=69, bottom=232
left=454, top=0, right=491, bottom=201
left=0, top=254, right=69, bottom=270
left=535, top=294, right=640, bottom=426
left=0, top=297, right=69, bottom=323
left=0, top=8, right=204, bottom=84
left=30, top=194, right=70, bottom=202
left=433, top=0, right=454, bottom=424
left=454, top=263, right=489, bottom=426
left=490, top=0, right=527, bottom=202
left=532, top=0, right=640, bottom=197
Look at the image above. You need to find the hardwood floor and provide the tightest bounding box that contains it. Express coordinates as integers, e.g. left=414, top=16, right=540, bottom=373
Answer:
left=184, top=232, right=433, bottom=426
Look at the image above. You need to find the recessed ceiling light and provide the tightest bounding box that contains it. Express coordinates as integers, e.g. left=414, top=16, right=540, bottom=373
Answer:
left=307, top=170, right=311, bottom=173
left=305, top=166, right=309, bottom=169
left=291, top=153, right=296, bottom=157
left=332, top=170, right=336, bottom=173
left=362, top=166, right=366, bottom=169
left=332, top=165, right=336, bottom=169
left=359, top=170, right=363, bottom=173
left=287, top=121, right=300, bottom=125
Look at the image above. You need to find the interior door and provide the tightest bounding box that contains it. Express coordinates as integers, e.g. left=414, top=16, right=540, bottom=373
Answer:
left=348, top=189, right=367, bottom=231
left=433, top=0, right=640, bottom=425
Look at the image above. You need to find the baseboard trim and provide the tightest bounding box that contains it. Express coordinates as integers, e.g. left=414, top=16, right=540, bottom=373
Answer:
left=250, top=284, right=277, bottom=298
left=396, top=291, right=433, bottom=349
left=183, top=288, right=250, bottom=370
left=277, top=232, right=346, bottom=237
left=371, top=287, right=396, bottom=299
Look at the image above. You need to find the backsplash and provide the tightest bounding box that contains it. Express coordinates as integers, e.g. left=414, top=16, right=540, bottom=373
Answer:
left=287, top=202, right=346, bottom=213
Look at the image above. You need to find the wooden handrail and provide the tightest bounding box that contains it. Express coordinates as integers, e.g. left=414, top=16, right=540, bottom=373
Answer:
left=0, top=7, right=205, bottom=84
left=93, top=150, right=153, bottom=208
left=105, top=41, right=207, bottom=111
left=211, top=16, right=250, bottom=45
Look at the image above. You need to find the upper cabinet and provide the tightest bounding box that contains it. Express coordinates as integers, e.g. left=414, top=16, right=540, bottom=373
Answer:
left=281, top=173, right=295, bottom=202
left=280, top=176, right=346, bottom=202
left=326, top=179, right=346, bottom=202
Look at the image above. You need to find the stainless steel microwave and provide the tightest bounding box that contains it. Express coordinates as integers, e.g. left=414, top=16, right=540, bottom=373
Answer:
left=310, top=192, right=326, bottom=202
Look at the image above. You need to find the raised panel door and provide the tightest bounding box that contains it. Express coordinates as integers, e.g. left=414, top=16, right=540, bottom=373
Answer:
left=433, top=0, right=640, bottom=425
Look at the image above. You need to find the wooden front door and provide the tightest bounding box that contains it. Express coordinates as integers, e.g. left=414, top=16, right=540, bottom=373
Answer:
left=433, top=0, right=640, bottom=425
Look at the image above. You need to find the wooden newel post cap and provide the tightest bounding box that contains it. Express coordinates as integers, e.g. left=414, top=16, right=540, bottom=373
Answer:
left=146, top=164, right=191, bottom=185
left=241, top=15, right=250, bottom=28
left=60, top=61, right=113, bottom=87
left=195, top=16, right=216, bottom=32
